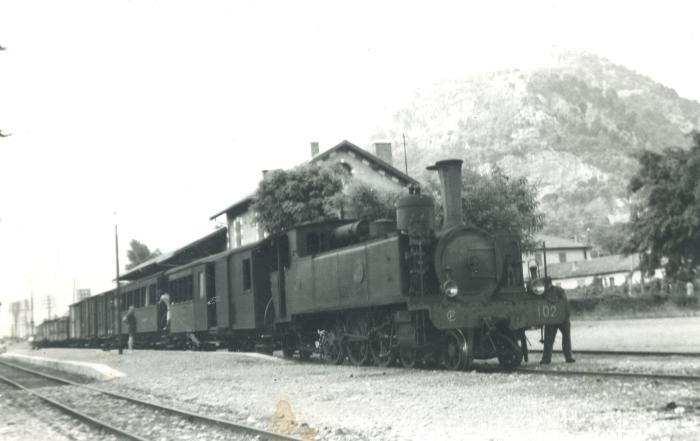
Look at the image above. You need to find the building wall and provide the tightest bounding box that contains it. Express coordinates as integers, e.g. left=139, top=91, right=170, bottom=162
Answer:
left=315, top=149, right=406, bottom=194
left=522, top=247, right=589, bottom=280
left=554, top=268, right=665, bottom=291
left=227, top=210, right=264, bottom=249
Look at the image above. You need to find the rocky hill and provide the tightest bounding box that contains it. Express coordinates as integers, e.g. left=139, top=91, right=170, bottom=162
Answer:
left=379, top=51, right=700, bottom=240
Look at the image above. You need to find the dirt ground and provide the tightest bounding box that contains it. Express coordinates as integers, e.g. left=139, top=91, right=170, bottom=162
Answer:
left=526, top=316, right=700, bottom=353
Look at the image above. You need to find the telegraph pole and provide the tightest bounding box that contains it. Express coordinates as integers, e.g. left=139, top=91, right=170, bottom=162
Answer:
left=402, top=133, right=409, bottom=176
left=30, top=290, right=34, bottom=336
left=115, top=224, right=123, bottom=354
left=44, top=295, right=54, bottom=320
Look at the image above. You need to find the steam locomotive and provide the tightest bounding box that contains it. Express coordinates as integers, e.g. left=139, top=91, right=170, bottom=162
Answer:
left=35, top=159, right=566, bottom=370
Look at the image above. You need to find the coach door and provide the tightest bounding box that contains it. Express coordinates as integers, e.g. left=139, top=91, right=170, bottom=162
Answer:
left=194, top=264, right=218, bottom=331
left=205, top=263, right=217, bottom=328
left=266, top=236, right=290, bottom=323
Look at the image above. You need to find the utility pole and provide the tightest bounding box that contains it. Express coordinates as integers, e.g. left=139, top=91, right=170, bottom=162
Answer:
left=115, top=224, right=123, bottom=355
left=44, top=295, right=54, bottom=320
left=402, top=133, right=409, bottom=176
left=23, top=299, right=30, bottom=337
left=10, top=301, right=21, bottom=339
left=30, top=290, right=34, bottom=336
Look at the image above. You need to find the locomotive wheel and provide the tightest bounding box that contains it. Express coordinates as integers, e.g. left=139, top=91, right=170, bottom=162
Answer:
left=496, top=331, right=524, bottom=369
left=320, top=326, right=345, bottom=365
left=399, top=348, right=418, bottom=369
left=443, top=330, right=468, bottom=371
left=282, top=333, right=297, bottom=358
left=299, top=349, right=312, bottom=361
left=369, top=324, right=394, bottom=367
left=345, top=316, right=371, bottom=366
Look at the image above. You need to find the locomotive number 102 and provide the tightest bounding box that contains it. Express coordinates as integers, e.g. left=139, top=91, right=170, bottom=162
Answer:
left=536, top=304, right=558, bottom=319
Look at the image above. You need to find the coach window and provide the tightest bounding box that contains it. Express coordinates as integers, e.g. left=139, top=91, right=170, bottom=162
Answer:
left=242, top=258, right=252, bottom=291
left=558, top=252, right=567, bottom=263
left=199, top=271, right=205, bottom=299
left=148, top=285, right=157, bottom=306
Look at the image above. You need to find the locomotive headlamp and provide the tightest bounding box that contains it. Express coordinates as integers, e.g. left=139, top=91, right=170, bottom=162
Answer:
left=442, top=279, right=460, bottom=298
left=531, top=278, right=546, bottom=296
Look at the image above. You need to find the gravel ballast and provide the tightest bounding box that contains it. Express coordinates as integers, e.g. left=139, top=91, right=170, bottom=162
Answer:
left=6, top=316, right=700, bottom=440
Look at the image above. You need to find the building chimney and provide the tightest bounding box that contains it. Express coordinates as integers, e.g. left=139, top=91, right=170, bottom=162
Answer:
left=372, top=141, right=393, bottom=165
left=310, top=142, right=320, bottom=157
left=427, top=159, right=464, bottom=230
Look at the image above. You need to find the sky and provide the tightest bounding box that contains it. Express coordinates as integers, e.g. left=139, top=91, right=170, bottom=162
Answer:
left=1, top=0, right=698, bottom=336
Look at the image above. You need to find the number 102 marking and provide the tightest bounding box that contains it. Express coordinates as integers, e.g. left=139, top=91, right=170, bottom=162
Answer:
left=537, top=304, right=558, bottom=318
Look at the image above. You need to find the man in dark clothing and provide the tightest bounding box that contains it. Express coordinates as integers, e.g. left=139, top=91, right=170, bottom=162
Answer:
left=123, top=306, right=137, bottom=352
left=541, top=283, right=575, bottom=364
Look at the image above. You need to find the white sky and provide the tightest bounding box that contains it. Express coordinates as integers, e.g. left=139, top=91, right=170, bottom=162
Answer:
left=1, top=0, right=698, bottom=335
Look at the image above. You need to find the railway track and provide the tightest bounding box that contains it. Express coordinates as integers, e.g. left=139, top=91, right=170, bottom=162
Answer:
left=514, top=366, right=700, bottom=382
left=529, top=349, right=700, bottom=357
left=0, top=359, right=301, bottom=441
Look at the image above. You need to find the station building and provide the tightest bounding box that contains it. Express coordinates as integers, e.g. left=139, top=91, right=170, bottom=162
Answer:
left=210, top=140, right=418, bottom=250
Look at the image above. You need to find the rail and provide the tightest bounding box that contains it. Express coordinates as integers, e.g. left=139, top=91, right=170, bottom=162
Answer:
left=0, top=359, right=301, bottom=441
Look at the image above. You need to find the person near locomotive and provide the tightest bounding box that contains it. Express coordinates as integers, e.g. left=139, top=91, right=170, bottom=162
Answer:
left=158, top=290, right=171, bottom=332
left=123, top=305, right=137, bottom=352
left=540, top=279, right=575, bottom=364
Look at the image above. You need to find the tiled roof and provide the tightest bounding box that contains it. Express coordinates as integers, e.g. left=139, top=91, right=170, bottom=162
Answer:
left=548, top=254, right=640, bottom=279
left=209, top=194, right=255, bottom=220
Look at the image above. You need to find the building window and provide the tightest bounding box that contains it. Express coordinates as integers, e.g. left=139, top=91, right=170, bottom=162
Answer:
left=338, top=162, right=353, bottom=175
left=609, top=277, right=615, bottom=287
left=559, top=252, right=567, bottom=263
left=242, top=258, right=252, bottom=291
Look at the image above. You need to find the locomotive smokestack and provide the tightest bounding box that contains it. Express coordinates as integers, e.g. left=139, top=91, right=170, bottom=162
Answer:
left=427, top=159, right=464, bottom=230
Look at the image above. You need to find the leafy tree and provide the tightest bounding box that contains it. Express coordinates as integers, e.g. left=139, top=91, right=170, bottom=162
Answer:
left=429, top=165, right=543, bottom=252
left=623, top=131, right=700, bottom=280
left=126, top=240, right=161, bottom=270
left=330, top=182, right=402, bottom=221
left=253, top=163, right=347, bottom=234
left=589, top=222, right=629, bottom=256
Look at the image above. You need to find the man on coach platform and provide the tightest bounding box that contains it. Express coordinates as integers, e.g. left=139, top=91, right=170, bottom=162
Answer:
left=540, top=279, right=575, bottom=364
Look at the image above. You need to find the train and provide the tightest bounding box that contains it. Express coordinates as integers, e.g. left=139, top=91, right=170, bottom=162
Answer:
left=33, top=159, right=567, bottom=369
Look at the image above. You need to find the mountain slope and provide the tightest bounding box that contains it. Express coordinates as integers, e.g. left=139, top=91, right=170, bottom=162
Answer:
left=381, top=52, right=700, bottom=238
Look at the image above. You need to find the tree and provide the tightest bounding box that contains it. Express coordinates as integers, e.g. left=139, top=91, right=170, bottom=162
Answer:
left=330, top=181, right=402, bottom=221
left=623, top=131, right=700, bottom=281
left=589, top=222, right=629, bottom=256
left=126, top=239, right=161, bottom=270
left=429, top=165, right=543, bottom=252
left=253, top=163, right=347, bottom=234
